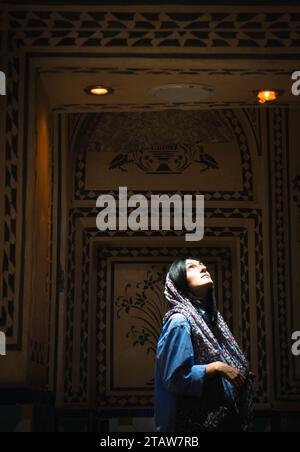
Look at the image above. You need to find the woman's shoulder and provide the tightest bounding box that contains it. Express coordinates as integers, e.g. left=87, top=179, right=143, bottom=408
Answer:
left=163, top=312, right=190, bottom=331
left=157, top=313, right=191, bottom=349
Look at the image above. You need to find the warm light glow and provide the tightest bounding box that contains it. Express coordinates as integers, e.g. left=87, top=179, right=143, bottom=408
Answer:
left=85, top=85, right=112, bottom=96
left=257, top=90, right=279, bottom=104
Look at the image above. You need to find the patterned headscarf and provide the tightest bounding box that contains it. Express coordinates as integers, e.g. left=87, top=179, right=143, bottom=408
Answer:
left=163, top=272, right=254, bottom=431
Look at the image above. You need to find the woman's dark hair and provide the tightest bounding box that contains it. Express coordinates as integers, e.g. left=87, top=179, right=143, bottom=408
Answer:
left=168, top=257, right=218, bottom=327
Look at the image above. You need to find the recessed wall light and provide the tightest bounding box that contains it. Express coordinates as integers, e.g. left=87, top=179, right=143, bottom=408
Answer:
left=84, top=85, right=113, bottom=96
left=256, top=90, right=281, bottom=104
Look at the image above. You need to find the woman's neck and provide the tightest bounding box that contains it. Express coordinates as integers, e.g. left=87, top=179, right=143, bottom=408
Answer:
left=189, top=291, right=207, bottom=309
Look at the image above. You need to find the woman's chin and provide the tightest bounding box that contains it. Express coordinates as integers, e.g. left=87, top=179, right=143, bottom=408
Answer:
left=199, top=279, right=213, bottom=288
left=191, top=279, right=213, bottom=293
left=201, top=279, right=213, bottom=287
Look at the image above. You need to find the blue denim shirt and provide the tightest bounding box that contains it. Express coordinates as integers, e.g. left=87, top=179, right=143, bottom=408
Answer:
left=154, top=310, right=237, bottom=432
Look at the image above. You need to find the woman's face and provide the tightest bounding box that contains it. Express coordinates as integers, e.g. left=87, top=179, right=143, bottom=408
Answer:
left=186, top=259, right=213, bottom=296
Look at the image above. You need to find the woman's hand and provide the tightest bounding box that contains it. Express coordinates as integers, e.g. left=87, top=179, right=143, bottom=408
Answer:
left=206, top=361, right=246, bottom=392
left=218, top=362, right=246, bottom=392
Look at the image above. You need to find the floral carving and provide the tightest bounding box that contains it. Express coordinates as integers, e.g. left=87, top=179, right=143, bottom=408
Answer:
left=116, top=265, right=169, bottom=356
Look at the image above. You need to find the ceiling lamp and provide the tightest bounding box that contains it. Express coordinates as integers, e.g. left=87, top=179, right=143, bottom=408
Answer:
left=257, top=90, right=280, bottom=104
left=84, top=85, right=113, bottom=96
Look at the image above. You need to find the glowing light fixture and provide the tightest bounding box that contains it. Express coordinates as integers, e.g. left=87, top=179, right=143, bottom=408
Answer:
left=257, top=90, right=279, bottom=104
left=85, top=85, right=113, bottom=96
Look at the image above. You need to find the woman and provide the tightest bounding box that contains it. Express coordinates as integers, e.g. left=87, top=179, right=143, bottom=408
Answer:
left=154, top=258, right=255, bottom=432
